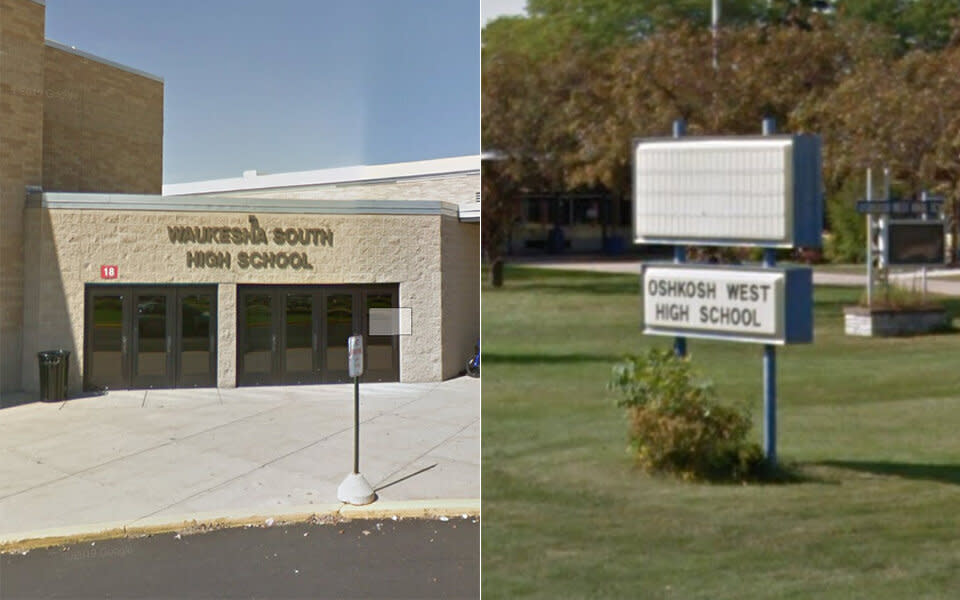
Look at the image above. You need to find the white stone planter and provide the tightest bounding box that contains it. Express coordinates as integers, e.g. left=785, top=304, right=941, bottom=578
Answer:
left=843, top=306, right=948, bottom=337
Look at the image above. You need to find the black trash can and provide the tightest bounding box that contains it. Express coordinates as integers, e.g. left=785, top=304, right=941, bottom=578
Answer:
left=38, top=350, right=70, bottom=402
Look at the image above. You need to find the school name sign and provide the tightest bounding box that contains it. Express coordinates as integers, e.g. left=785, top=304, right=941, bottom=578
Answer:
left=642, top=265, right=813, bottom=345
left=165, top=215, right=333, bottom=270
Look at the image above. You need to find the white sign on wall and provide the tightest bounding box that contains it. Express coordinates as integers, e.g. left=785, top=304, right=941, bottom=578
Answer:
left=642, top=265, right=813, bottom=345
left=369, top=307, right=413, bottom=336
left=633, top=136, right=822, bottom=248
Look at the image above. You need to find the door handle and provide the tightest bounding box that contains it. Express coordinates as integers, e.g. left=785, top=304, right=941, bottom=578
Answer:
left=121, top=334, right=127, bottom=354
left=167, top=336, right=173, bottom=354
left=272, top=334, right=277, bottom=353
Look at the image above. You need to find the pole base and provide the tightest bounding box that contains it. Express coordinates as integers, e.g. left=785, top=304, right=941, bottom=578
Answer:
left=337, top=473, right=376, bottom=505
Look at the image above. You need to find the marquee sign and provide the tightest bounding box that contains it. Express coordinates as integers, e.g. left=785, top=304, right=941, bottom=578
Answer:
left=642, top=264, right=813, bottom=345
left=884, top=220, right=945, bottom=266
left=633, top=136, right=823, bottom=248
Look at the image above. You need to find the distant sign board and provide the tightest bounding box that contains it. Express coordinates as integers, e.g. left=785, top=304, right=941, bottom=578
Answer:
left=100, top=265, right=118, bottom=279
left=633, top=136, right=822, bottom=248
left=642, top=264, right=813, bottom=345
left=348, top=335, right=363, bottom=378
left=857, top=199, right=943, bottom=217
left=885, top=220, right=945, bottom=265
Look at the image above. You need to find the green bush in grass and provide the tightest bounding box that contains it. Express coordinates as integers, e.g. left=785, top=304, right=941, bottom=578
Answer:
left=608, top=349, right=764, bottom=481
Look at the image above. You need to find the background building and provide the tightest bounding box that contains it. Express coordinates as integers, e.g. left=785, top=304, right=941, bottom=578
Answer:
left=1, top=0, right=163, bottom=393
left=1, top=0, right=479, bottom=395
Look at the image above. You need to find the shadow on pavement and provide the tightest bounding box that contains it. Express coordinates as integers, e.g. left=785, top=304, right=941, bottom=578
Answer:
left=375, top=464, right=437, bottom=493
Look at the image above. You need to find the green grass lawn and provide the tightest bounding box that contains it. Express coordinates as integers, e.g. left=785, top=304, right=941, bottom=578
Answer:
left=482, top=266, right=960, bottom=599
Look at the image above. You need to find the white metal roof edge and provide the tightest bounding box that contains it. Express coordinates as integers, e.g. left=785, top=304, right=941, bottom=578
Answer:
left=29, top=193, right=462, bottom=219
left=45, top=40, right=164, bottom=83
left=162, top=155, right=481, bottom=196
left=635, top=138, right=793, bottom=150
left=458, top=203, right=480, bottom=222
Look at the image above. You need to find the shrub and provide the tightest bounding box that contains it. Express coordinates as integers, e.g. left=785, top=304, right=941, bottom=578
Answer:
left=608, top=349, right=764, bottom=481
left=858, top=283, right=943, bottom=311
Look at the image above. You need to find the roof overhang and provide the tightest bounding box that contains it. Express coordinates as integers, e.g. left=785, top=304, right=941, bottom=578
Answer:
left=28, top=192, right=466, bottom=219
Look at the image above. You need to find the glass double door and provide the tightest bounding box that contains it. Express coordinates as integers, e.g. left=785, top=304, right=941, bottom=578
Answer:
left=237, top=285, right=398, bottom=386
left=84, top=285, right=218, bottom=391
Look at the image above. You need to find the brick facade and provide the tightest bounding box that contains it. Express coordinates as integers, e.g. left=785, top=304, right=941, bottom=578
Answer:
left=0, top=0, right=45, bottom=392
left=3, top=0, right=478, bottom=396
left=22, top=203, right=477, bottom=393
left=0, top=0, right=163, bottom=392
left=42, top=44, right=163, bottom=193
left=205, top=173, right=478, bottom=204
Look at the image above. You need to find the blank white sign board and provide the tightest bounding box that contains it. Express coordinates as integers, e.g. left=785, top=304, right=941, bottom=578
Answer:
left=633, top=137, right=821, bottom=248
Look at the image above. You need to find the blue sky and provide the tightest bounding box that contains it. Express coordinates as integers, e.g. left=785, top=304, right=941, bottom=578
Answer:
left=45, top=1, right=480, bottom=184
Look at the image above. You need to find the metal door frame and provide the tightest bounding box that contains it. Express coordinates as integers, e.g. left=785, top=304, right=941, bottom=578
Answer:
left=236, top=287, right=282, bottom=386
left=360, top=287, right=400, bottom=383
left=84, top=284, right=218, bottom=391
left=237, top=284, right=399, bottom=386
left=130, top=287, right=176, bottom=389
left=83, top=286, right=132, bottom=392
left=174, top=287, right=219, bottom=388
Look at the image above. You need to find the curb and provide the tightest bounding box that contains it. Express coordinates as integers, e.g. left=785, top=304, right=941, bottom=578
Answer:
left=0, top=499, right=480, bottom=553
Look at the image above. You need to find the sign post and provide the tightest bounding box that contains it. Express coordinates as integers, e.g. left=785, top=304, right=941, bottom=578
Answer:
left=672, top=119, right=688, bottom=359
left=761, top=117, right=777, bottom=465
left=337, top=335, right=375, bottom=505
left=857, top=174, right=946, bottom=306
left=634, top=118, right=823, bottom=468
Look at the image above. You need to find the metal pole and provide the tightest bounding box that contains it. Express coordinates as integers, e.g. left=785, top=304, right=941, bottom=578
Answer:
left=762, top=117, right=777, bottom=466
left=866, top=168, right=873, bottom=309
left=353, top=376, right=360, bottom=474
left=673, top=119, right=687, bottom=358
left=762, top=117, right=775, bottom=137
left=712, top=0, right=720, bottom=71
left=763, top=247, right=777, bottom=466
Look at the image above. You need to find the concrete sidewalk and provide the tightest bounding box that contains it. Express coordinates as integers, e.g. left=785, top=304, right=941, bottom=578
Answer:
left=0, top=377, right=478, bottom=543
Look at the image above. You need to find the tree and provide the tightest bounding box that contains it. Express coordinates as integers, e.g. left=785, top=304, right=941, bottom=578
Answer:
left=525, top=0, right=765, bottom=45
left=482, top=0, right=960, bottom=266
left=482, top=16, right=603, bottom=282
left=481, top=159, right=520, bottom=287
left=794, top=41, right=960, bottom=261
left=835, top=0, right=960, bottom=51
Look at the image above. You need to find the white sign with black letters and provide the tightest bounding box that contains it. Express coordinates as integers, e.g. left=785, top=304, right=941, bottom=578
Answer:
left=642, top=265, right=812, bottom=345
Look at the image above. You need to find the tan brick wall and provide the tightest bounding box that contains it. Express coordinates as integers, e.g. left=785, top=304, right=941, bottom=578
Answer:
left=42, top=46, right=163, bottom=194
left=204, top=172, right=479, bottom=204
left=21, top=208, right=462, bottom=392
left=441, top=219, right=480, bottom=378
left=0, top=0, right=45, bottom=392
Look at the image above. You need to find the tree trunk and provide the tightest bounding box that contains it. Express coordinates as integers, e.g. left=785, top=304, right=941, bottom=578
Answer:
left=491, top=258, right=504, bottom=288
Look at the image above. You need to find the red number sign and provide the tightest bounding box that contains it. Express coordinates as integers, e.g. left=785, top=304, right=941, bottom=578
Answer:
left=100, top=265, right=118, bottom=279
